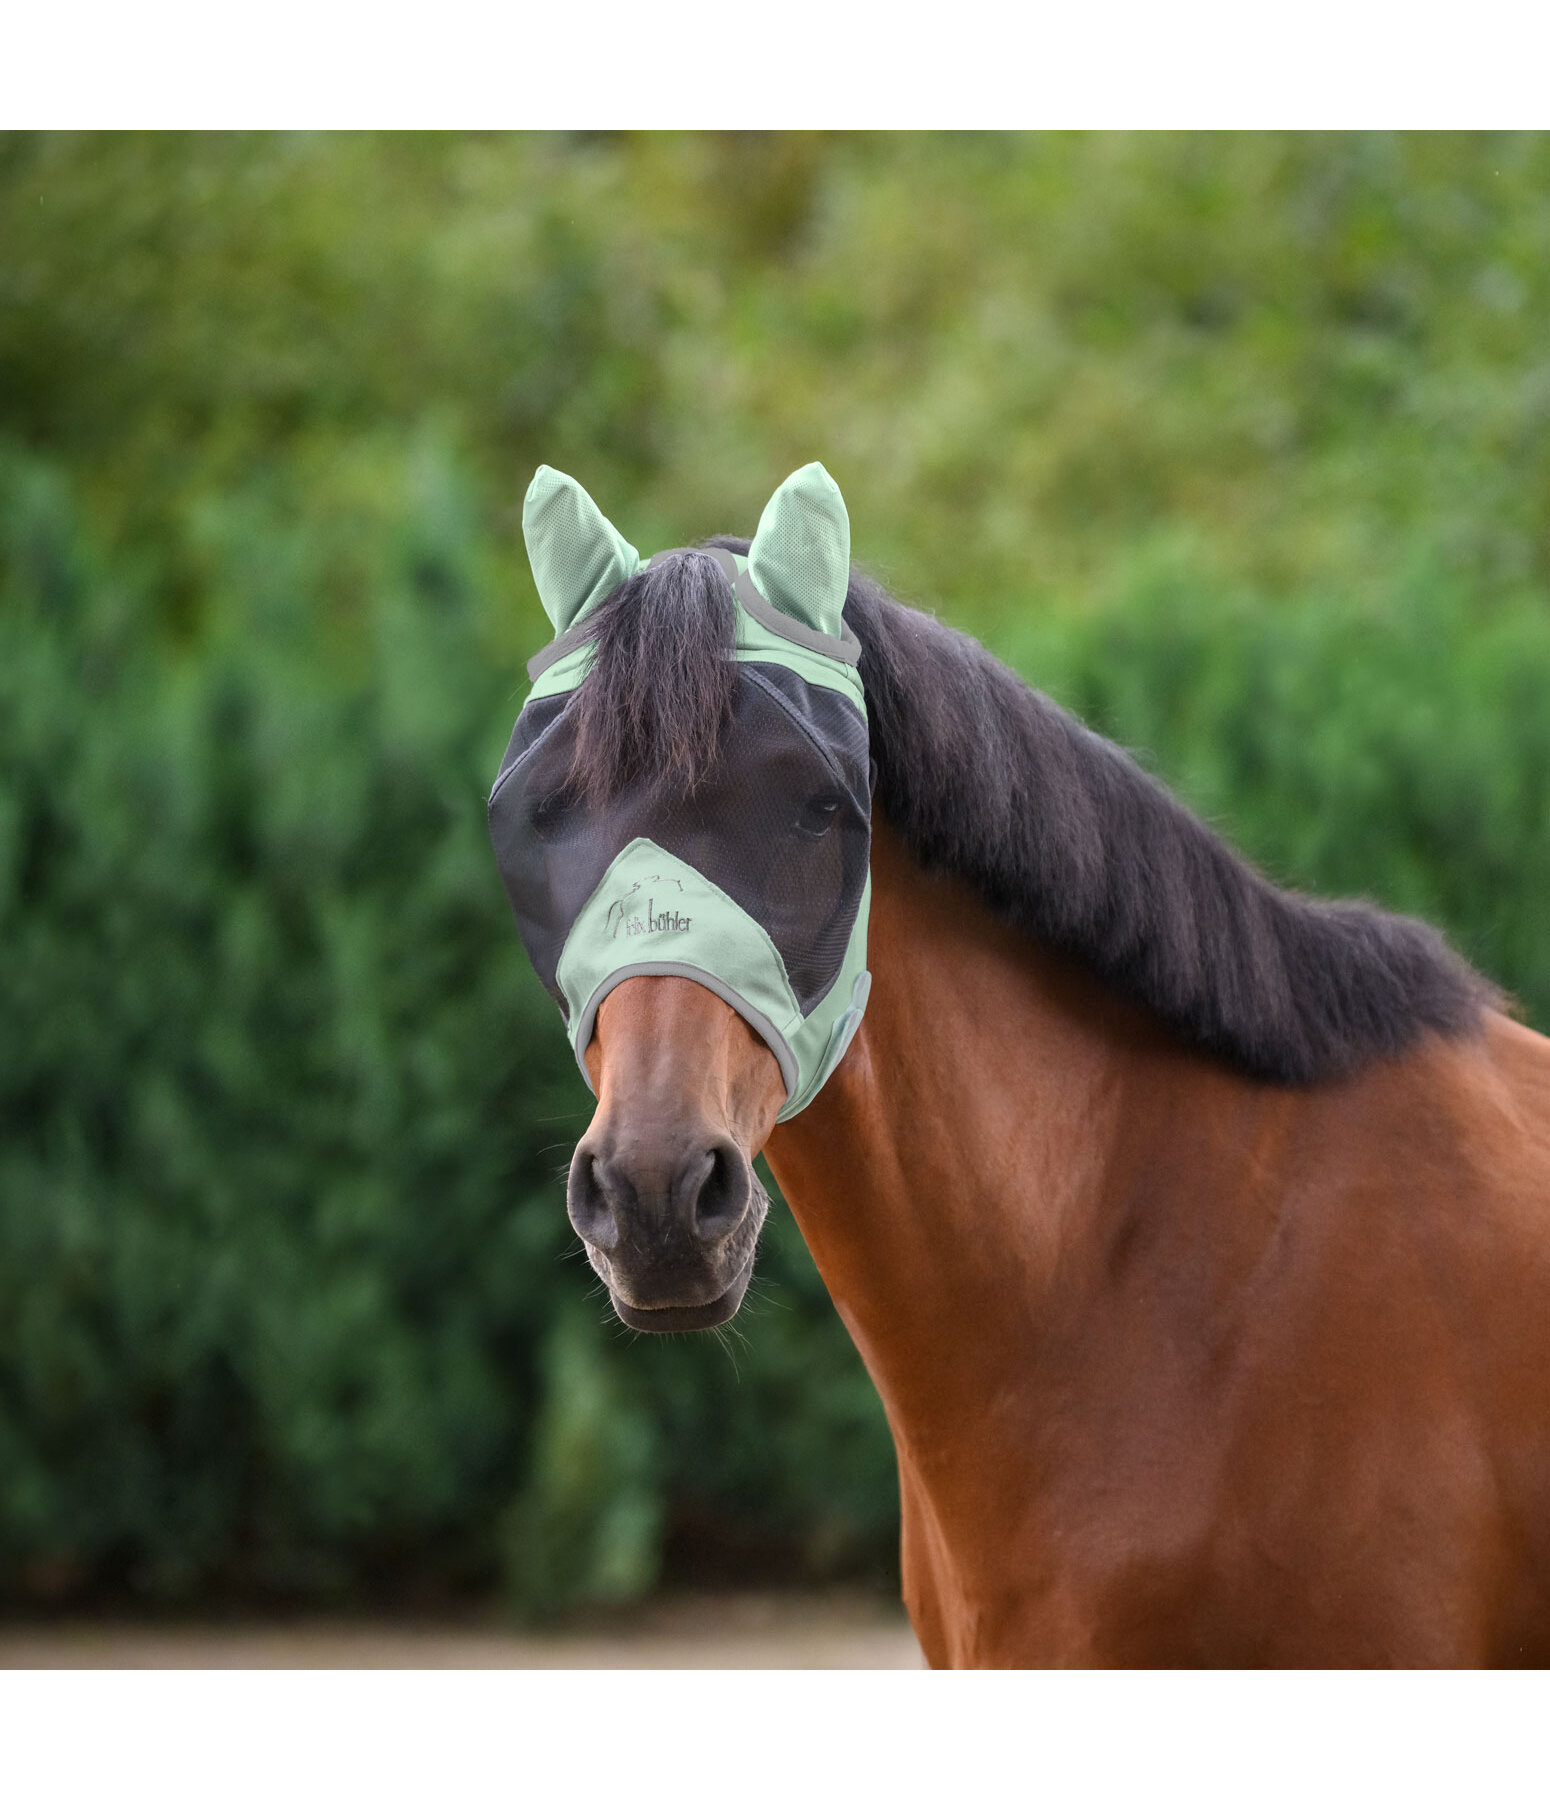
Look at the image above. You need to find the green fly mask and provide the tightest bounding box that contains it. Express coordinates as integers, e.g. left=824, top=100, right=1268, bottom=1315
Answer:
left=488, top=462, right=872, bottom=1120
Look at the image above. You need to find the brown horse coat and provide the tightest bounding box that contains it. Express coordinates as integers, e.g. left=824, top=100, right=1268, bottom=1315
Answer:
left=756, top=822, right=1550, bottom=1667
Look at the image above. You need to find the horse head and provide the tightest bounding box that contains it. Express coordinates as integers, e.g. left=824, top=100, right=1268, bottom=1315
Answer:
left=488, top=463, right=872, bottom=1331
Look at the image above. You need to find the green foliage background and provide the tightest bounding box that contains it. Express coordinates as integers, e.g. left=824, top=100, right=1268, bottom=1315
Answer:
left=2, top=131, right=1548, bottom=1613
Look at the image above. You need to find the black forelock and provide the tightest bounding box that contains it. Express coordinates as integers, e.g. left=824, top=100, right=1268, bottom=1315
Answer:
left=564, top=532, right=1492, bottom=1084
left=564, top=547, right=738, bottom=803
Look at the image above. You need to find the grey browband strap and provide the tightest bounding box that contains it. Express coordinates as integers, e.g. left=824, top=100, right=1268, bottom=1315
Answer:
left=690, top=546, right=861, bottom=664
left=526, top=619, right=592, bottom=681
left=734, top=565, right=862, bottom=666
left=525, top=545, right=863, bottom=682
left=669, top=546, right=863, bottom=664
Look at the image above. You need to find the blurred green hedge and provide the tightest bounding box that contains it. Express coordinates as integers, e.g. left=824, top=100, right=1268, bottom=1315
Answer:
left=1, top=132, right=1548, bottom=1614
left=0, top=446, right=899, bottom=1611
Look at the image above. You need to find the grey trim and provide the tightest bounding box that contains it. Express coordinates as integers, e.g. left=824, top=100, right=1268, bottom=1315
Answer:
left=699, top=546, right=738, bottom=581
left=571, top=961, right=799, bottom=1101
left=736, top=566, right=863, bottom=666
left=526, top=621, right=593, bottom=682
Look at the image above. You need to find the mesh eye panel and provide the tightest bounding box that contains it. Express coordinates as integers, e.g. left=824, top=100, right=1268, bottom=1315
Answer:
left=489, top=661, right=870, bottom=1017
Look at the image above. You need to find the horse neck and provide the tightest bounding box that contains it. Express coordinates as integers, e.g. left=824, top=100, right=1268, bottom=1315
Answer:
left=764, top=818, right=1278, bottom=1462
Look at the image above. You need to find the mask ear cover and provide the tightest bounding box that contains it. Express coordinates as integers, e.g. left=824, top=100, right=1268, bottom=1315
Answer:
left=522, top=465, right=642, bottom=636
left=747, top=462, right=851, bottom=641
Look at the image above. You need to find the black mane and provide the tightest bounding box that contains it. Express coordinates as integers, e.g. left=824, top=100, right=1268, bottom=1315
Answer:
left=567, top=537, right=1491, bottom=1084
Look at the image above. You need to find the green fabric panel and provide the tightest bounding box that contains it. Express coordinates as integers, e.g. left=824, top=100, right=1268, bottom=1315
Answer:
left=557, top=837, right=805, bottom=1086
left=527, top=640, right=596, bottom=701
left=778, top=872, right=871, bottom=1120
left=732, top=625, right=865, bottom=708
left=522, top=465, right=641, bottom=636
left=747, top=462, right=851, bottom=642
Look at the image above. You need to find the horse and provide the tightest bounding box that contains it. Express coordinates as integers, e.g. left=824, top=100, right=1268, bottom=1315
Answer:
left=497, top=494, right=1550, bottom=1667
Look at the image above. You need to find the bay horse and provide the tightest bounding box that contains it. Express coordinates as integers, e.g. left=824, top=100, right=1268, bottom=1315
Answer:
left=522, top=534, right=1550, bottom=1667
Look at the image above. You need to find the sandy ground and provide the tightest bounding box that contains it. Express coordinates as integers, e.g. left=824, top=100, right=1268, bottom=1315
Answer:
left=0, top=1592, right=923, bottom=1669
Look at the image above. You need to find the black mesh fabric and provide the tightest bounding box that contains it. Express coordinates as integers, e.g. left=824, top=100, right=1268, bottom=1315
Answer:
left=489, top=661, right=871, bottom=1019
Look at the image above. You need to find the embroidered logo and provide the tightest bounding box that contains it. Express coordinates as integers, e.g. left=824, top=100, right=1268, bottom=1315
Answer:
left=606, top=875, right=693, bottom=941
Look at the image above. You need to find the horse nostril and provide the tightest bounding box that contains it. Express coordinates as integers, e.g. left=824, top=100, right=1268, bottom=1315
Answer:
left=572, top=1133, right=751, bottom=1253
left=567, top=1147, right=621, bottom=1254
left=690, top=1144, right=749, bottom=1244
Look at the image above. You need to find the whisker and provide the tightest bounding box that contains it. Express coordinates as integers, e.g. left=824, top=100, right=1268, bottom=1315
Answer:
left=743, top=1274, right=791, bottom=1314
left=709, top=1321, right=743, bottom=1379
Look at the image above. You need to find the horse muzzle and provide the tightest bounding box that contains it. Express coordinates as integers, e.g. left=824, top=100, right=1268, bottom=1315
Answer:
left=567, top=1126, right=769, bottom=1330
left=564, top=974, right=787, bottom=1331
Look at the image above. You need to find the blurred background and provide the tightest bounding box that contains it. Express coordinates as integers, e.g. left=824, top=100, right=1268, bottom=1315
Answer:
left=2, top=131, right=1549, bottom=1651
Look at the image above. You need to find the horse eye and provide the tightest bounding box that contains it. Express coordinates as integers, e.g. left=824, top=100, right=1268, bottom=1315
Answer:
left=529, top=788, right=576, bottom=841
left=796, top=792, right=843, bottom=839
